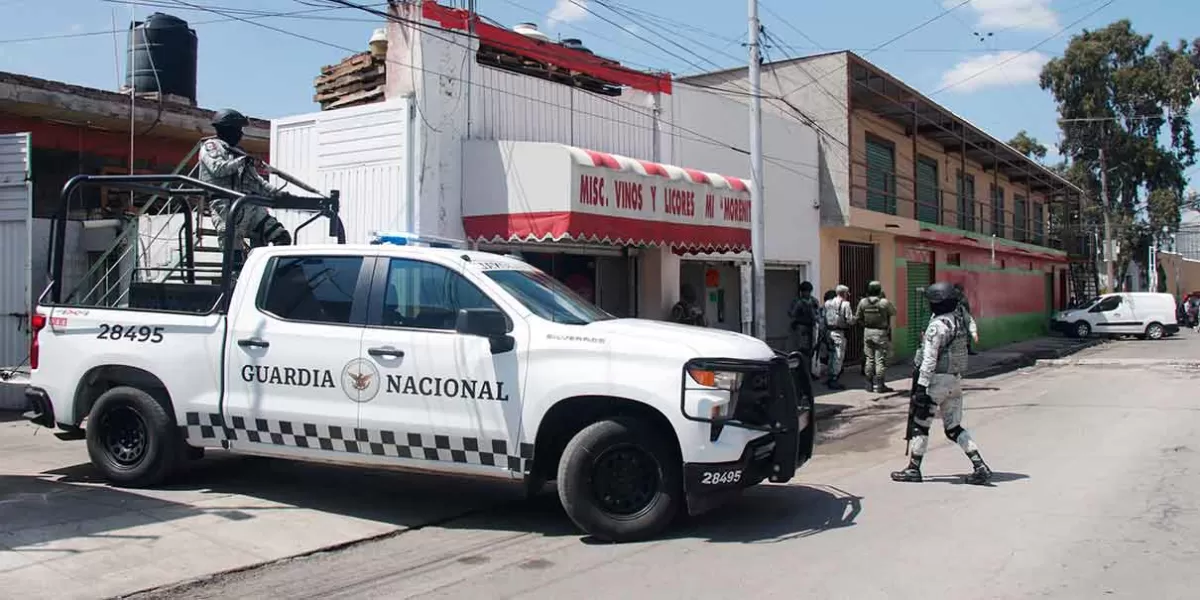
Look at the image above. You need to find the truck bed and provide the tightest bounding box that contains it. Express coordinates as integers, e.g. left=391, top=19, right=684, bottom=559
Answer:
left=128, top=282, right=223, bottom=313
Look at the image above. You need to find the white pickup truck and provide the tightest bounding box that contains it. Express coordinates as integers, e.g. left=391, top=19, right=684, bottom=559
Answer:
left=24, top=180, right=814, bottom=542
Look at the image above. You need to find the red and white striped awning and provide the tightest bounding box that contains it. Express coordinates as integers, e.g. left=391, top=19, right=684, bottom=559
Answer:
left=462, top=141, right=752, bottom=253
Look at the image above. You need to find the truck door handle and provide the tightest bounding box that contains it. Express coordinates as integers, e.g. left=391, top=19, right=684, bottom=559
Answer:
left=238, top=338, right=269, bottom=349
left=368, top=346, right=405, bottom=359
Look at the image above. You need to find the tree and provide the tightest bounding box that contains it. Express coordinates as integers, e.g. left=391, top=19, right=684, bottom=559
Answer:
left=1040, top=20, right=1200, bottom=289
left=1008, top=130, right=1048, bottom=161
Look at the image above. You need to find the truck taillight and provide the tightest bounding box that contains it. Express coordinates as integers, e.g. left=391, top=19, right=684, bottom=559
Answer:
left=30, top=313, right=46, bottom=370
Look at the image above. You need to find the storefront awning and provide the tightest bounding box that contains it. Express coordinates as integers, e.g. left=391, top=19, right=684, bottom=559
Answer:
left=463, top=141, right=752, bottom=253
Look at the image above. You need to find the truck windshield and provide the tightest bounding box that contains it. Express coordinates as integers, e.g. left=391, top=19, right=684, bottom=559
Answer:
left=484, top=269, right=614, bottom=325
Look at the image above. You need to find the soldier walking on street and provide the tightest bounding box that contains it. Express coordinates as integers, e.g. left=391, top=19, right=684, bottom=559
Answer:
left=855, top=280, right=897, bottom=394
left=892, top=281, right=992, bottom=485
left=198, top=108, right=292, bottom=267
left=822, top=284, right=855, bottom=390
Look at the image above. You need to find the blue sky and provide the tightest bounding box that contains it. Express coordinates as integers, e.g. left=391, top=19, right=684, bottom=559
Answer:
left=1, top=0, right=1196, bottom=190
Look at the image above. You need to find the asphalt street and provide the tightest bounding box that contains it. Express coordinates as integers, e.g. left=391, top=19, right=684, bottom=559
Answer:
left=127, top=332, right=1200, bottom=600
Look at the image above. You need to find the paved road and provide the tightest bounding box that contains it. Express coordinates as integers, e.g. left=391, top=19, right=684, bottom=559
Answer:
left=131, top=332, right=1200, bottom=600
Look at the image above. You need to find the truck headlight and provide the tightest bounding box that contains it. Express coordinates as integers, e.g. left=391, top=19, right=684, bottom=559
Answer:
left=686, top=368, right=742, bottom=420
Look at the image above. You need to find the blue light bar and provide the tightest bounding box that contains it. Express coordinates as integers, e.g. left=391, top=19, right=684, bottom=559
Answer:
left=369, top=231, right=468, bottom=249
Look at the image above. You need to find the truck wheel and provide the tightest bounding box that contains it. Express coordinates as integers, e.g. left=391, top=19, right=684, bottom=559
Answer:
left=557, top=418, right=682, bottom=543
left=85, top=386, right=181, bottom=488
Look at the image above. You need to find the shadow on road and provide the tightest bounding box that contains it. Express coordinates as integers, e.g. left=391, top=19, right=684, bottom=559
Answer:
left=0, top=475, right=204, bottom=545
left=41, top=454, right=863, bottom=547
left=43, top=453, right=528, bottom=530
left=919, top=471, right=1029, bottom=487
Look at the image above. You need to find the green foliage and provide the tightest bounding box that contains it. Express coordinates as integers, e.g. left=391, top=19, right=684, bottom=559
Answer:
left=1040, top=19, right=1200, bottom=282
left=1008, top=130, right=1048, bottom=160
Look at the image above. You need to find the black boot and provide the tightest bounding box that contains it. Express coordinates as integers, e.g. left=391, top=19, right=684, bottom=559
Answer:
left=866, top=376, right=877, bottom=392
left=891, top=455, right=923, bottom=482
left=826, top=377, right=845, bottom=390
left=876, top=377, right=895, bottom=393
left=964, top=451, right=992, bottom=485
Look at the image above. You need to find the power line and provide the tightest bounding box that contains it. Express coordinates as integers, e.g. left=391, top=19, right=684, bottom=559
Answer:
left=773, top=0, right=975, bottom=99
left=928, top=0, right=1118, bottom=95
left=160, top=0, right=825, bottom=183
left=0, top=1, right=387, bottom=45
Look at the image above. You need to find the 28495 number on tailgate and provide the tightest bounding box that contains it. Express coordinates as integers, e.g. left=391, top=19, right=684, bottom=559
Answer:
left=97, top=324, right=164, bottom=343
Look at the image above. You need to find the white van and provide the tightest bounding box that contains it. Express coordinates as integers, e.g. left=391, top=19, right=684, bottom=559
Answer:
left=1052, top=292, right=1180, bottom=340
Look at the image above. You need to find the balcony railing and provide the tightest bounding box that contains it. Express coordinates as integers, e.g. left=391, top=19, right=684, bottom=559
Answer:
left=851, top=159, right=1064, bottom=251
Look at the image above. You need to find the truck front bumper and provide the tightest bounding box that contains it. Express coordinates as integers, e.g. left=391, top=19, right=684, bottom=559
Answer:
left=680, top=352, right=815, bottom=515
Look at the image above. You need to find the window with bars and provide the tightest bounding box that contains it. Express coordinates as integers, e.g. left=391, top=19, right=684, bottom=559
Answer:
left=1014, top=194, right=1028, bottom=243
left=1033, top=202, right=1045, bottom=246
left=957, top=171, right=976, bottom=232
left=991, top=184, right=1006, bottom=238
left=916, top=156, right=940, bottom=224
left=865, top=137, right=897, bottom=215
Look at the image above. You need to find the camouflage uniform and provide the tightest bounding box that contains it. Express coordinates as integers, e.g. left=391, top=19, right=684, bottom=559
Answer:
left=855, top=281, right=897, bottom=393
left=892, top=281, right=992, bottom=485
left=822, top=285, right=855, bottom=389
left=197, top=136, right=289, bottom=250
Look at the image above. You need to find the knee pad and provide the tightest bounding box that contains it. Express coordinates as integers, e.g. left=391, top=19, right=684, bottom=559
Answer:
left=909, top=421, right=930, bottom=438
left=945, top=425, right=964, bottom=441
left=914, top=396, right=936, bottom=421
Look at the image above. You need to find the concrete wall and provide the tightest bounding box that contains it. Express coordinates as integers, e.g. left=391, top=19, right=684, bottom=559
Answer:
left=1160, top=251, right=1200, bottom=298
left=680, top=53, right=851, bottom=227
left=660, top=84, right=821, bottom=272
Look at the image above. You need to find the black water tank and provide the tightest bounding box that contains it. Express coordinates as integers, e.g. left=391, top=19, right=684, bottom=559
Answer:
left=125, top=12, right=198, bottom=105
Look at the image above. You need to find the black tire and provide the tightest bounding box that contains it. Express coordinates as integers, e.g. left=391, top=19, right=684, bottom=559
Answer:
left=1145, top=322, right=1165, bottom=340
left=1074, top=321, right=1092, bottom=339
left=85, top=386, right=181, bottom=487
left=557, top=418, right=682, bottom=543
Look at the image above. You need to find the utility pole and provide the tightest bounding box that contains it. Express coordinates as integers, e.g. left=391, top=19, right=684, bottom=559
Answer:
left=747, top=0, right=767, bottom=340
left=1099, top=147, right=1114, bottom=292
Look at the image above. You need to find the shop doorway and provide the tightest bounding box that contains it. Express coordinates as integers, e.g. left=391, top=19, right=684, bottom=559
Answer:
left=765, top=265, right=807, bottom=350
left=838, top=241, right=876, bottom=364
left=680, top=261, right=741, bottom=332
left=513, top=250, right=636, bottom=318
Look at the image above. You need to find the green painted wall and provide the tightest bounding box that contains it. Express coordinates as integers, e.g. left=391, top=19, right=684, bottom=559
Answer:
left=890, top=310, right=1048, bottom=360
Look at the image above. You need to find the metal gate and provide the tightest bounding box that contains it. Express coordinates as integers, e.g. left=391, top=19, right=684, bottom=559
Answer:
left=0, top=133, right=31, bottom=409
left=905, top=261, right=933, bottom=356
left=838, top=241, right=876, bottom=364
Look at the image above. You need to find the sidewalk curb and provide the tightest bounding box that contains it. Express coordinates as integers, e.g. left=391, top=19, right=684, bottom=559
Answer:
left=813, top=337, right=1108, bottom=422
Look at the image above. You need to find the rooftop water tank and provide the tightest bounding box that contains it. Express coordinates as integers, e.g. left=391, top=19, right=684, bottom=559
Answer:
left=126, top=12, right=198, bottom=105
left=560, top=38, right=593, bottom=54
left=513, top=22, right=551, bottom=42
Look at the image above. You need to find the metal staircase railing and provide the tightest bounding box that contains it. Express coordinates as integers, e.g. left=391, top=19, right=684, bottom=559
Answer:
left=64, top=141, right=204, bottom=307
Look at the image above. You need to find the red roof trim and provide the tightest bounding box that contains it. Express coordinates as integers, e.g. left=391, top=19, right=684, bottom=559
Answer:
left=638, top=160, right=669, bottom=177
left=421, top=2, right=673, bottom=95
left=584, top=149, right=621, bottom=169
left=463, top=212, right=750, bottom=253
left=682, top=168, right=710, bottom=185
left=727, top=177, right=748, bottom=192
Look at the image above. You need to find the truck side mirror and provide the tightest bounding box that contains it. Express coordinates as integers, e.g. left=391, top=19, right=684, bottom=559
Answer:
left=455, top=308, right=514, bottom=354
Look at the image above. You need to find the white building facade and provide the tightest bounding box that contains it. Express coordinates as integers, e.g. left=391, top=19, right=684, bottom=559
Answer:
left=269, top=1, right=820, bottom=345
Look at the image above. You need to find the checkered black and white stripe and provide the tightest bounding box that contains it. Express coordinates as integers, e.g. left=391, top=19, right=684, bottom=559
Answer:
left=181, top=412, right=534, bottom=473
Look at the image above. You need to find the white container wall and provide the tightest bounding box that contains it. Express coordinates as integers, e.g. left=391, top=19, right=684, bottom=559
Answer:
left=269, top=98, right=413, bottom=244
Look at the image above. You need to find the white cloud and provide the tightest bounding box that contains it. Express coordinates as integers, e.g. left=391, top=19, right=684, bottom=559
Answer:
left=547, top=0, right=589, bottom=27
left=945, top=0, right=1060, bottom=32
left=938, top=51, right=1051, bottom=93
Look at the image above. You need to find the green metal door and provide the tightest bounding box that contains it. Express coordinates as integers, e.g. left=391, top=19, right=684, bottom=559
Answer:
left=906, top=261, right=933, bottom=356
left=916, top=157, right=939, bottom=224
left=866, top=139, right=895, bottom=214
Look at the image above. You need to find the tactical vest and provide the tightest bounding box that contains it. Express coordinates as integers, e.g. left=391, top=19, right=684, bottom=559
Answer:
left=824, top=298, right=848, bottom=329
left=791, top=297, right=817, bottom=327
left=860, top=297, right=890, bottom=329
left=933, top=313, right=969, bottom=375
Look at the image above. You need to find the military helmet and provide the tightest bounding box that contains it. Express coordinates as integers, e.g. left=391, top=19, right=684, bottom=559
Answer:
left=211, top=108, right=249, bottom=129
left=866, top=280, right=883, bottom=296
left=924, top=281, right=958, bottom=304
